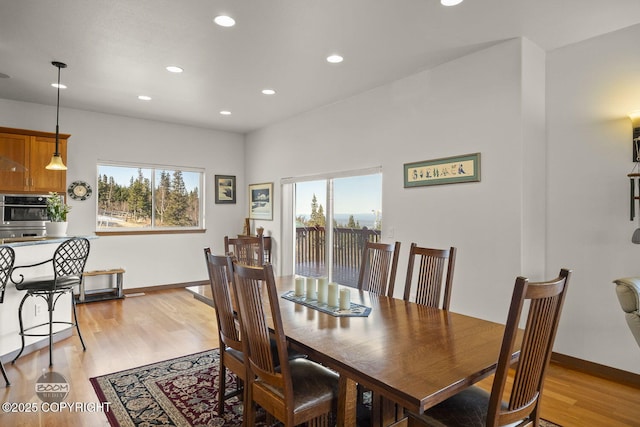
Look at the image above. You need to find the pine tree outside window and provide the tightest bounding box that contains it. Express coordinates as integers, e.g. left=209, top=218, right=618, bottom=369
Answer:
left=96, top=162, right=204, bottom=232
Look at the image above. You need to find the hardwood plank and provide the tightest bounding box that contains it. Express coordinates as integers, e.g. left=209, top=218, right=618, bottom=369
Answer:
left=0, top=288, right=638, bottom=426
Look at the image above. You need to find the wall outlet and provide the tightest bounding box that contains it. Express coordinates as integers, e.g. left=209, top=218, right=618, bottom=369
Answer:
left=387, top=226, right=395, bottom=238
left=34, top=303, right=43, bottom=317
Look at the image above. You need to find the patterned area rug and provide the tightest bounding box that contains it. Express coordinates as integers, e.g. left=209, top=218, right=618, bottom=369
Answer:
left=91, top=349, right=253, bottom=427
left=90, top=348, right=562, bottom=427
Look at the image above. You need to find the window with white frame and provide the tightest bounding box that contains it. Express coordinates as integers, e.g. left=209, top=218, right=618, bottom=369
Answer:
left=96, top=162, right=204, bottom=232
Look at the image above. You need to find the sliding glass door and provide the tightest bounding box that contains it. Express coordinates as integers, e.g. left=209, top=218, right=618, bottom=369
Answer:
left=292, top=171, right=382, bottom=287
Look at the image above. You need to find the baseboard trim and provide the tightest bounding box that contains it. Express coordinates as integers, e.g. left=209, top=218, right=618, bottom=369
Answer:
left=124, top=280, right=209, bottom=295
left=551, top=351, right=640, bottom=388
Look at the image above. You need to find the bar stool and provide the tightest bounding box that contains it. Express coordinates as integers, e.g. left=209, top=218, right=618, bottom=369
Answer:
left=0, top=245, right=15, bottom=386
left=10, top=237, right=90, bottom=366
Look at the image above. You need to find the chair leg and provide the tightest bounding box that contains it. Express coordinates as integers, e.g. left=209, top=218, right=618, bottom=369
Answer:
left=71, top=292, right=86, bottom=351
left=11, top=293, right=30, bottom=364
left=1, top=360, right=9, bottom=386
left=244, top=382, right=255, bottom=427
left=218, top=356, right=226, bottom=415
left=48, top=294, right=54, bottom=366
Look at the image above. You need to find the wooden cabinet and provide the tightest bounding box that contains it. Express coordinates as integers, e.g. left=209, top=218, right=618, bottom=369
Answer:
left=0, top=127, right=68, bottom=193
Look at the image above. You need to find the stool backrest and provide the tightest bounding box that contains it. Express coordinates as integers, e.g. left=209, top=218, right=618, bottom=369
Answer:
left=0, top=246, right=15, bottom=304
left=54, top=238, right=90, bottom=279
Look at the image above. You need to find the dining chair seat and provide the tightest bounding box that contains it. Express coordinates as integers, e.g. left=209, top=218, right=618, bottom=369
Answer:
left=260, top=357, right=338, bottom=412
left=408, top=387, right=521, bottom=427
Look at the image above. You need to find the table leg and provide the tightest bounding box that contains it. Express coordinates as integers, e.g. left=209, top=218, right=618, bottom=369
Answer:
left=337, top=376, right=357, bottom=427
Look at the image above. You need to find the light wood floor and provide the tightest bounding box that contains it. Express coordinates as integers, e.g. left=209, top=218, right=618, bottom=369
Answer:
left=0, top=288, right=638, bottom=427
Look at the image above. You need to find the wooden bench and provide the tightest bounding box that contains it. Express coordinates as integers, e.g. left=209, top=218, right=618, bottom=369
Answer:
left=77, top=268, right=125, bottom=303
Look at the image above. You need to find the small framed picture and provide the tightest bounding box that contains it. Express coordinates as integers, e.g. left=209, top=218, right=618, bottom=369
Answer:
left=215, top=175, right=236, bottom=204
left=249, top=182, right=273, bottom=220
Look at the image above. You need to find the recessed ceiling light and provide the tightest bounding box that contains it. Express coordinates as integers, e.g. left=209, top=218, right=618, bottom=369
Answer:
left=166, top=66, right=184, bottom=73
left=261, top=89, right=276, bottom=95
left=326, top=54, right=344, bottom=64
left=138, top=95, right=152, bottom=101
left=441, top=0, right=464, bottom=6
left=220, top=110, right=231, bottom=116
left=214, top=15, right=235, bottom=27
left=51, top=83, right=67, bottom=89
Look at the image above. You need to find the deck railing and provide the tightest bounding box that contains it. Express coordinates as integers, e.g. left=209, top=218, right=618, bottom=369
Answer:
left=295, top=226, right=381, bottom=286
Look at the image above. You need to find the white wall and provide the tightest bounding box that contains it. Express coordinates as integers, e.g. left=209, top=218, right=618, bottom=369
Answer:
left=0, top=98, right=246, bottom=288
left=547, top=23, right=640, bottom=374
left=246, top=39, right=545, bottom=326
left=244, top=28, right=640, bottom=376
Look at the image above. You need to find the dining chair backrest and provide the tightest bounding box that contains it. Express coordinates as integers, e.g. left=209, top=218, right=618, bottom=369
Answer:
left=230, top=261, right=292, bottom=408
left=357, top=241, right=400, bottom=297
left=403, top=243, right=456, bottom=310
left=0, top=246, right=15, bottom=304
left=224, top=235, right=265, bottom=266
left=203, top=248, right=241, bottom=352
left=204, top=248, right=246, bottom=416
left=230, top=260, right=338, bottom=426
left=487, top=268, right=571, bottom=427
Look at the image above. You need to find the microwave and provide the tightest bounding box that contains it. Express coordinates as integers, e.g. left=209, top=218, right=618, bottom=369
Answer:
left=0, top=194, right=53, bottom=238
left=2, top=194, right=51, bottom=222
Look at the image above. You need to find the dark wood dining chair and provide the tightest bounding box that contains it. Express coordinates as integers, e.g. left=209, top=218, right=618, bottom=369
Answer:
left=0, top=245, right=15, bottom=386
left=224, top=235, right=265, bottom=266
left=230, top=260, right=339, bottom=427
left=203, top=248, right=245, bottom=416
left=357, top=241, right=400, bottom=297
left=404, top=268, right=572, bottom=427
left=403, top=243, right=457, bottom=310
left=10, top=237, right=90, bottom=367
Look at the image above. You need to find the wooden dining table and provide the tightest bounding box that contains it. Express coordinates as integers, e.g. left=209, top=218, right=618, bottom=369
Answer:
left=269, top=276, right=519, bottom=427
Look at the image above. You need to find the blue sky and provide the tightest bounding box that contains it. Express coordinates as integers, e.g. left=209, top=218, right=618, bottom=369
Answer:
left=295, top=174, right=382, bottom=216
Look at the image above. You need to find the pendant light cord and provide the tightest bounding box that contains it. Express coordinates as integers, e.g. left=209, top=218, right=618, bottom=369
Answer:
left=54, top=63, right=61, bottom=155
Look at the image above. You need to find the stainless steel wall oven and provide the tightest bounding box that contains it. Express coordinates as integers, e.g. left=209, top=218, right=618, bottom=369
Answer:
left=0, top=194, right=52, bottom=238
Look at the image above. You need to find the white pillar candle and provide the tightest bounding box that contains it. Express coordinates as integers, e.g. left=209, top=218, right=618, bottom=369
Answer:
left=328, top=282, right=339, bottom=307
left=339, top=288, right=351, bottom=310
left=295, top=276, right=305, bottom=297
left=306, top=277, right=317, bottom=300
left=317, top=277, right=328, bottom=305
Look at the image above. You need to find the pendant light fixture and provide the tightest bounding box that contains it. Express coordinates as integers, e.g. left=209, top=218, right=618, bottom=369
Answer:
left=46, top=61, right=67, bottom=171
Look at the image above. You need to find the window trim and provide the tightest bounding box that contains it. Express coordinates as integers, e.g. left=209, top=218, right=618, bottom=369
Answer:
left=96, top=160, right=205, bottom=234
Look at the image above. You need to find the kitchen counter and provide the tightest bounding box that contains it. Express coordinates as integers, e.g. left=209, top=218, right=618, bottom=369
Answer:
left=0, top=235, right=97, bottom=246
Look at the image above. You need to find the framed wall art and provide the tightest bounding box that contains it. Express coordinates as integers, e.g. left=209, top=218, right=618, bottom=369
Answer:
left=215, top=175, right=236, bottom=204
left=404, top=153, right=481, bottom=188
left=248, top=182, right=273, bottom=220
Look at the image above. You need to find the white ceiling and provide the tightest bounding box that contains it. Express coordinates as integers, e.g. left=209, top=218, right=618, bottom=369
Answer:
left=1, top=0, right=640, bottom=134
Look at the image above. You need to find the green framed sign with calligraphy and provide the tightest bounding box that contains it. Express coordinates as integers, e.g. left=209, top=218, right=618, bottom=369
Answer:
left=404, top=153, right=481, bottom=188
